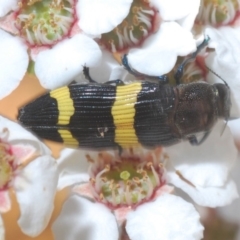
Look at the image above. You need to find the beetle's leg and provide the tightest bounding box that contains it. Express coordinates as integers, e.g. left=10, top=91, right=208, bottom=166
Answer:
left=83, top=66, right=124, bottom=85
left=122, top=54, right=143, bottom=77
left=174, top=35, right=210, bottom=84
left=83, top=66, right=97, bottom=83
left=188, top=131, right=211, bottom=145
left=122, top=54, right=169, bottom=84
left=155, top=75, right=169, bottom=84
left=105, top=79, right=125, bottom=86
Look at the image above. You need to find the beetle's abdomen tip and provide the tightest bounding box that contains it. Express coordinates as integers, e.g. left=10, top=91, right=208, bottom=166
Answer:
left=18, top=107, right=25, bottom=123
left=17, top=93, right=59, bottom=129
left=17, top=104, right=36, bottom=127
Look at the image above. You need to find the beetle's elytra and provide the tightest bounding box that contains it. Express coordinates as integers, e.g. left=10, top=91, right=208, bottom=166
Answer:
left=17, top=80, right=230, bottom=150
left=17, top=36, right=231, bottom=151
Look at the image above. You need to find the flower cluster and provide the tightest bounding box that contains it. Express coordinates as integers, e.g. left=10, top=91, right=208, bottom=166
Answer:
left=53, top=120, right=238, bottom=240
left=0, top=0, right=199, bottom=99
left=0, top=0, right=240, bottom=239
left=0, top=116, right=58, bottom=239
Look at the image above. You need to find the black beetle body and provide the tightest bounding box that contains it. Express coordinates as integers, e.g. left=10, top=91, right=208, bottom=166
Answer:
left=17, top=80, right=230, bottom=150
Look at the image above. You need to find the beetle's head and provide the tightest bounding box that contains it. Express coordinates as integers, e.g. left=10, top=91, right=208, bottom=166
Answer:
left=214, top=83, right=231, bottom=121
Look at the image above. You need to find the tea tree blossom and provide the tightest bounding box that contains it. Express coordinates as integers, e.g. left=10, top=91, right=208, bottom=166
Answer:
left=192, top=0, right=240, bottom=118
left=98, top=0, right=200, bottom=77
left=204, top=26, right=240, bottom=118
left=0, top=116, right=58, bottom=238
left=217, top=155, right=240, bottom=239
left=0, top=0, right=134, bottom=99
left=52, top=120, right=238, bottom=240
left=0, top=0, right=101, bottom=95
left=53, top=149, right=203, bottom=240
left=0, top=0, right=201, bottom=100
left=192, top=0, right=240, bottom=121
left=166, top=121, right=238, bottom=207
left=78, top=0, right=201, bottom=81
left=196, top=0, right=240, bottom=27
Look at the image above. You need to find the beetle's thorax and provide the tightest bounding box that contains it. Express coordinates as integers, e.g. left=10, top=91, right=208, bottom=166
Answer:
left=174, top=82, right=219, bottom=137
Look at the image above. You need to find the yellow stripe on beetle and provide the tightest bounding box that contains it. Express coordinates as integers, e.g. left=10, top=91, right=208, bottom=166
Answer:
left=112, top=82, right=142, bottom=148
left=58, top=129, right=79, bottom=147
left=50, top=86, right=75, bottom=125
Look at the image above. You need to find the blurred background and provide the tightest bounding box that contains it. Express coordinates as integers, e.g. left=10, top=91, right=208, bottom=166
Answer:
left=0, top=74, right=239, bottom=240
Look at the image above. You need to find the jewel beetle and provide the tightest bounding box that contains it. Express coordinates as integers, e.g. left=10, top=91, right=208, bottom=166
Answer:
left=17, top=36, right=231, bottom=151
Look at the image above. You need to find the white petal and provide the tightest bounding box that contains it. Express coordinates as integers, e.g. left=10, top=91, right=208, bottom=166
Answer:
left=0, top=215, right=5, bottom=240
left=0, top=0, right=18, bottom=17
left=217, top=156, right=240, bottom=222
left=151, top=0, right=200, bottom=23
left=126, top=194, right=203, bottom=240
left=205, top=27, right=240, bottom=118
left=127, top=22, right=196, bottom=76
left=77, top=0, right=133, bottom=35
left=14, top=156, right=58, bottom=237
left=11, top=144, right=36, bottom=164
left=176, top=5, right=200, bottom=31
left=73, top=183, right=95, bottom=200
left=57, top=148, right=90, bottom=190
left=0, top=116, right=51, bottom=155
left=0, top=29, right=28, bottom=99
left=35, top=34, right=102, bottom=89
left=0, top=12, right=19, bottom=34
left=228, top=118, right=240, bottom=144
left=52, top=196, right=119, bottom=240
left=166, top=121, right=238, bottom=187
left=168, top=171, right=239, bottom=207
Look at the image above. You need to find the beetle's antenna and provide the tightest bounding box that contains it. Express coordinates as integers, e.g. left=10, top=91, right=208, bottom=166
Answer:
left=205, top=65, right=229, bottom=88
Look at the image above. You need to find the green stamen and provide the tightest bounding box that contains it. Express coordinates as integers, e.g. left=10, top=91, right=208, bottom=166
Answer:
left=196, top=0, right=239, bottom=26
left=120, top=171, right=131, bottom=180
left=0, top=143, right=13, bottom=188
left=16, top=0, right=75, bottom=46
left=88, top=149, right=166, bottom=208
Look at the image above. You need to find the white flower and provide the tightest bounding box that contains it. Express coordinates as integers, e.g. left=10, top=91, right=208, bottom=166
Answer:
left=204, top=26, right=240, bottom=118
left=0, top=116, right=58, bottom=238
left=195, top=0, right=240, bottom=27
left=53, top=194, right=203, bottom=240
left=53, top=149, right=203, bottom=240
left=52, top=120, right=238, bottom=240
left=217, top=154, right=240, bottom=239
left=126, top=21, right=197, bottom=76
left=0, top=29, right=28, bottom=100
left=166, top=121, right=238, bottom=207
left=97, top=0, right=200, bottom=78
left=0, top=0, right=134, bottom=99
left=77, top=0, right=133, bottom=35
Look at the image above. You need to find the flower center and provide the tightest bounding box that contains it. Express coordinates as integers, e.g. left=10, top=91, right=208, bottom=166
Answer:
left=15, top=0, right=76, bottom=46
left=87, top=148, right=166, bottom=209
left=196, top=0, right=240, bottom=26
left=0, top=141, right=14, bottom=189
left=100, top=0, right=158, bottom=52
